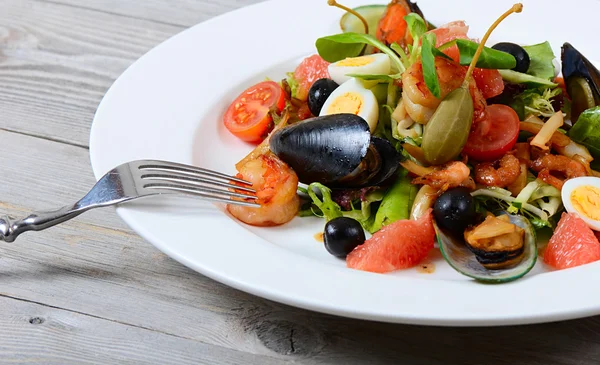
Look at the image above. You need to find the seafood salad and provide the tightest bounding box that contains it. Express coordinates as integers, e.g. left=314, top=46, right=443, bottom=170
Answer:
left=220, top=0, right=600, bottom=283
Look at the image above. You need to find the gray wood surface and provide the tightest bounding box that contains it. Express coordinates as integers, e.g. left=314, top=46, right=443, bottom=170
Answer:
left=1, top=0, right=600, bottom=364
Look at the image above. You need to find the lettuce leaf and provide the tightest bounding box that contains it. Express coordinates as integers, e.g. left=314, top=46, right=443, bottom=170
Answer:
left=304, top=183, right=385, bottom=232
left=568, top=106, right=600, bottom=159
left=516, top=87, right=562, bottom=118
left=523, top=42, right=556, bottom=80
left=286, top=72, right=299, bottom=100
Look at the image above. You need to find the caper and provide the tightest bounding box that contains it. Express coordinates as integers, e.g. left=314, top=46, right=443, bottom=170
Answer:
left=421, top=86, right=474, bottom=165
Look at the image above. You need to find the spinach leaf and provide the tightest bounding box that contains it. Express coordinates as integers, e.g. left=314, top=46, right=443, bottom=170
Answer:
left=315, top=32, right=405, bottom=72
left=568, top=106, right=600, bottom=159
left=421, top=32, right=441, bottom=98
left=455, top=39, right=516, bottom=69
left=523, top=42, right=556, bottom=80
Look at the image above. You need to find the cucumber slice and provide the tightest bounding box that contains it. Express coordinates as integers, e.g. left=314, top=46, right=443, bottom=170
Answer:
left=340, top=5, right=386, bottom=36
left=567, top=76, right=598, bottom=123
left=498, top=69, right=558, bottom=88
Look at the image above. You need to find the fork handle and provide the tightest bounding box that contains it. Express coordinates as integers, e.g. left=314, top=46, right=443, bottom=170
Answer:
left=0, top=205, right=83, bottom=242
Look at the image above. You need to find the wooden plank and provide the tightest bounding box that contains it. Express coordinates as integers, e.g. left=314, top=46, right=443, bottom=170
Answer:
left=0, top=0, right=183, bottom=147
left=0, top=130, right=281, bottom=358
left=3, top=130, right=600, bottom=364
left=0, top=296, right=285, bottom=365
left=42, top=0, right=263, bottom=28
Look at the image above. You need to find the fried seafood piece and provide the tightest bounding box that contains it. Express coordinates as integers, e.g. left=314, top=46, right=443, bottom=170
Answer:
left=227, top=153, right=299, bottom=226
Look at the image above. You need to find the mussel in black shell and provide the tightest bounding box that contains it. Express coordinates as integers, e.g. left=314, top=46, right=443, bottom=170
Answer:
left=269, top=114, right=400, bottom=188
left=562, top=42, right=600, bottom=123
left=437, top=213, right=537, bottom=283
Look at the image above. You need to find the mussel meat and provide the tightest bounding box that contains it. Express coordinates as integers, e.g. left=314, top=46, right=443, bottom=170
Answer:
left=437, top=213, right=537, bottom=283
left=562, top=42, right=600, bottom=124
left=269, top=114, right=400, bottom=188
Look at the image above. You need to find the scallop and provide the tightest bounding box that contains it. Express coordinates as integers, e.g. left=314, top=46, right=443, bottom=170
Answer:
left=562, top=177, right=600, bottom=231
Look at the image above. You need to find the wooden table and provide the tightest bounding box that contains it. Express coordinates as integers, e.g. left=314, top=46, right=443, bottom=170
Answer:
left=1, top=1, right=600, bottom=364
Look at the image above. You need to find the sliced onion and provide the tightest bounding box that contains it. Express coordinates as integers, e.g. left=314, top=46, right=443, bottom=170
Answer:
left=529, top=112, right=564, bottom=150
left=400, top=160, right=435, bottom=177
left=410, top=185, right=438, bottom=220
left=520, top=121, right=570, bottom=148
left=556, top=140, right=593, bottom=163
left=573, top=154, right=599, bottom=177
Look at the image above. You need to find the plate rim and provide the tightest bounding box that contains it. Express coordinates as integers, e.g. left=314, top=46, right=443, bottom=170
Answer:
left=89, top=0, right=600, bottom=326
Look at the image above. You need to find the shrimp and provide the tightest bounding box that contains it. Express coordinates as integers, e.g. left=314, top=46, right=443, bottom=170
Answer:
left=227, top=153, right=299, bottom=227
left=530, top=155, right=588, bottom=190
left=474, top=154, right=521, bottom=188
left=401, top=57, right=488, bottom=125
left=412, top=161, right=475, bottom=191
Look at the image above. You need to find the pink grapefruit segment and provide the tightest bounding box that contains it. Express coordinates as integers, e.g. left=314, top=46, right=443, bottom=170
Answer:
left=346, top=210, right=435, bottom=273
left=543, top=213, right=600, bottom=270
left=293, top=55, right=330, bottom=101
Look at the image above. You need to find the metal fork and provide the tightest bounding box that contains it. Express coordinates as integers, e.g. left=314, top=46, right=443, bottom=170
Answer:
left=0, top=160, right=259, bottom=242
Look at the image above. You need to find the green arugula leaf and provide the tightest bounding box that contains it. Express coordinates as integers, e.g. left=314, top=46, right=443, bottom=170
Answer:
left=404, top=13, right=427, bottom=41
left=347, top=73, right=402, bottom=82
left=523, top=41, right=556, bottom=80
left=432, top=47, right=452, bottom=60
left=421, top=32, right=441, bottom=98
left=498, top=69, right=558, bottom=88
left=315, top=32, right=405, bottom=72
left=438, top=39, right=517, bottom=69
left=455, top=39, right=516, bottom=69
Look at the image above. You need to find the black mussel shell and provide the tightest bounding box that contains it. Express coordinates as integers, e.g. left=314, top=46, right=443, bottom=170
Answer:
left=562, top=42, right=600, bottom=120
left=406, top=0, right=424, bottom=18
left=269, top=114, right=371, bottom=186
left=367, top=137, right=401, bottom=186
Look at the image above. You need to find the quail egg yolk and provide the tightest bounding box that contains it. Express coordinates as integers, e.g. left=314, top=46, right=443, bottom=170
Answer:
left=571, top=185, right=600, bottom=221
left=326, top=93, right=363, bottom=115
left=336, top=55, right=374, bottom=67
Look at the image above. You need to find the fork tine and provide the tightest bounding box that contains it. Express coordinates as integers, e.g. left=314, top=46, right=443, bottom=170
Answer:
left=140, top=173, right=255, bottom=193
left=138, top=160, right=251, bottom=185
left=144, top=182, right=259, bottom=204
left=146, top=186, right=260, bottom=208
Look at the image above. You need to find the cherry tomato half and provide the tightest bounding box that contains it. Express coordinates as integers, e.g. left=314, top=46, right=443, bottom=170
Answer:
left=223, top=81, right=286, bottom=143
left=463, top=104, right=520, bottom=161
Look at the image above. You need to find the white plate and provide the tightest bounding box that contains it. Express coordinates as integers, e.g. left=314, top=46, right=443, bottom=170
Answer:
left=89, top=0, right=600, bottom=326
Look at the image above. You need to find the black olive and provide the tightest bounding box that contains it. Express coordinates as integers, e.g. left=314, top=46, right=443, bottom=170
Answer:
left=324, top=217, right=365, bottom=258
left=433, top=187, right=477, bottom=235
left=492, top=42, right=531, bottom=73
left=308, top=78, right=339, bottom=116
